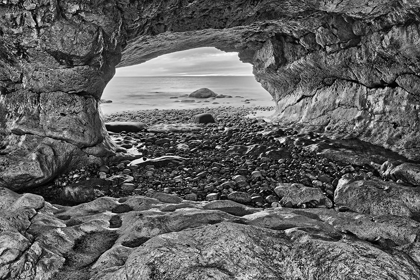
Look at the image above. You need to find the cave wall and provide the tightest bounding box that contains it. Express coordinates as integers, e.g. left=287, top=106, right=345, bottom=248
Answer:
left=1, top=0, right=420, bottom=189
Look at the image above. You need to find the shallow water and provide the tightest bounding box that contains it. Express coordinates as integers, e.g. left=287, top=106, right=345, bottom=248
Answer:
left=100, top=76, right=274, bottom=115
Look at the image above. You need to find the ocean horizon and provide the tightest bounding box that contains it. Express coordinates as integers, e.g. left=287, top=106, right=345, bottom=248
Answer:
left=100, top=75, right=274, bottom=115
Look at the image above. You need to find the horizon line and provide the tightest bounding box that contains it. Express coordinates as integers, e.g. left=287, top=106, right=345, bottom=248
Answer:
left=115, top=74, right=255, bottom=77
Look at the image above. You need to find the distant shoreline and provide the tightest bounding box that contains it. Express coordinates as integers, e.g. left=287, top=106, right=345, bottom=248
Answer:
left=100, top=76, right=272, bottom=115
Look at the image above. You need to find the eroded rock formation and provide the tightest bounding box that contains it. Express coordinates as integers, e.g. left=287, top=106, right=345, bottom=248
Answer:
left=2, top=186, right=420, bottom=280
left=1, top=1, right=420, bottom=187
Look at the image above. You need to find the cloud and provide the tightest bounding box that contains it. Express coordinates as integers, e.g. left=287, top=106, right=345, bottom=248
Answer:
left=116, top=47, right=253, bottom=76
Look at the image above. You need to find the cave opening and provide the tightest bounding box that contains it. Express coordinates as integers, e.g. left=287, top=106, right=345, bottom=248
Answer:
left=99, top=47, right=273, bottom=116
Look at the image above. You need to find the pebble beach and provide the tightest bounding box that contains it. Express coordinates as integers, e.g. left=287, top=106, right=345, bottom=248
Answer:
left=34, top=104, right=381, bottom=209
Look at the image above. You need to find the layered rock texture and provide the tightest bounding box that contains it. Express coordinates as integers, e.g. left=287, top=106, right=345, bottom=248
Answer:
left=1, top=2, right=420, bottom=186
left=2, top=185, right=420, bottom=280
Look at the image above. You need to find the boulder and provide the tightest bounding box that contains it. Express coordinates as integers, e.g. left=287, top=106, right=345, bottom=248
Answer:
left=188, top=88, right=218, bottom=98
left=152, top=192, right=183, bottom=204
left=192, top=113, right=216, bottom=124
left=94, top=222, right=420, bottom=280
left=105, top=122, right=146, bottom=133
left=381, top=161, right=420, bottom=186
left=227, top=191, right=252, bottom=204
left=334, top=177, right=420, bottom=217
left=274, top=183, right=333, bottom=208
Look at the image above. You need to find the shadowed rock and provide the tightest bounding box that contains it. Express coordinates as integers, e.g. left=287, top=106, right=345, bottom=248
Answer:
left=105, top=122, right=146, bottom=133
left=192, top=113, right=216, bottom=124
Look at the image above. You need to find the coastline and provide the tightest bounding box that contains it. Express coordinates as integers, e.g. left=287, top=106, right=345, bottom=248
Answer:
left=99, top=75, right=274, bottom=115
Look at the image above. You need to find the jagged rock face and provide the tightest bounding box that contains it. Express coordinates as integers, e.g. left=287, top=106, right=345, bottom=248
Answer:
left=0, top=0, right=122, bottom=189
left=1, top=0, right=420, bottom=189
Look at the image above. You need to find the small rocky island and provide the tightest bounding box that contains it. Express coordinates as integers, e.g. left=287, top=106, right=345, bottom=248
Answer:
left=1, top=1, right=420, bottom=279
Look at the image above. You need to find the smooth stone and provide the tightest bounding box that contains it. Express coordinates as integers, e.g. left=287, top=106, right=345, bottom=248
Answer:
left=184, top=193, right=198, bottom=201
left=206, top=193, right=219, bottom=201
left=177, top=143, right=190, bottom=151
left=105, top=122, right=146, bottom=133
left=152, top=192, right=183, bottom=204
left=227, top=191, right=252, bottom=204
left=232, top=175, right=247, bottom=183
left=228, top=191, right=251, bottom=203
left=99, top=165, right=110, bottom=174
left=251, top=195, right=265, bottom=206
left=251, top=170, right=263, bottom=178
left=112, top=204, right=134, bottom=213
left=121, top=183, right=136, bottom=192
left=192, top=113, right=216, bottom=124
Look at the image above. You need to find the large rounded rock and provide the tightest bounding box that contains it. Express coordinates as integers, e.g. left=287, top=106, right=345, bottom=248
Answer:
left=96, top=222, right=420, bottom=280
left=188, top=88, right=218, bottom=98
left=382, top=162, right=420, bottom=186
left=192, top=113, right=216, bottom=124
left=105, top=122, right=146, bottom=133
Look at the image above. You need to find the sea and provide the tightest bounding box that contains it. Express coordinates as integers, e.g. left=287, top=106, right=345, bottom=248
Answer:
left=99, top=76, right=274, bottom=115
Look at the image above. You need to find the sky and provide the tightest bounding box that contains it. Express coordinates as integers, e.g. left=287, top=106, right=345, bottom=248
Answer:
left=115, top=47, right=254, bottom=77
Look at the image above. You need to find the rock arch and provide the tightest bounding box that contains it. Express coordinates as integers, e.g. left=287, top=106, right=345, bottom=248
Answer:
left=1, top=0, right=420, bottom=189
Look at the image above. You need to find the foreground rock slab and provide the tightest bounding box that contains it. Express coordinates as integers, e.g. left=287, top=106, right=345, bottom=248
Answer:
left=2, top=186, right=420, bottom=279
left=95, top=222, right=420, bottom=280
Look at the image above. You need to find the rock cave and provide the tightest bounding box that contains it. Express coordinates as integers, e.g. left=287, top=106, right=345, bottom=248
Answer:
left=1, top=1, right=420, bottom=279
